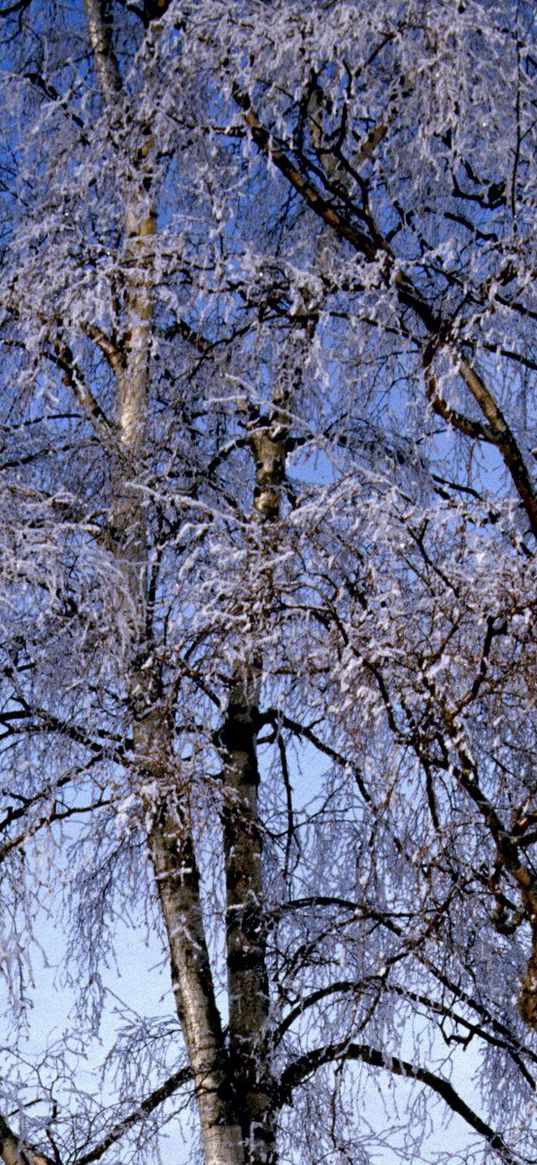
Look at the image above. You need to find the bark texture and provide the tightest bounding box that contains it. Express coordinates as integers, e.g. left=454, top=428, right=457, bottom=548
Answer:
left=83, top=9, right=248, bottom=1164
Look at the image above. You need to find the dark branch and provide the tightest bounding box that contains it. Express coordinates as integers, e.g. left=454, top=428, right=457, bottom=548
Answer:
left=75, top=1066, right=192, bottom=1165
left=279, top=1042, right=519, bottom=1164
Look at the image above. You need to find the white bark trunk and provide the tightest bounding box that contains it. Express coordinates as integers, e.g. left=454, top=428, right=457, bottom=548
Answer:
left=83, top=0, right=121, bottom=104
left=83, top=9, right=246, bottom=1164
left=149, top=796, right=244, bottom=1165
left=0, top=1116, right=51, bottom=1165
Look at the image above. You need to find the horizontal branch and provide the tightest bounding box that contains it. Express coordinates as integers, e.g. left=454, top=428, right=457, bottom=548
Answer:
left=269, top=893, right=537, bottom=1080
left=0, top=796, right=109, bottom=865
left=162, top=317, right=213, bottom=354
left=0, top=703, right=128, bottom=762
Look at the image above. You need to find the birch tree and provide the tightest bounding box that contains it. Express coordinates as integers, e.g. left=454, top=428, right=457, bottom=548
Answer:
left=0, top=1, right=536, bottom=1164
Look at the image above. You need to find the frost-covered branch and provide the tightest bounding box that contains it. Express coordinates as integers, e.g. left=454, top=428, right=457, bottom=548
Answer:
left=278, top=1042, right=521, bottom=1165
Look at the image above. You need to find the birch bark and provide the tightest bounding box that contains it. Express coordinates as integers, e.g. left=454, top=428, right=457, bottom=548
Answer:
left=82, top=6, right=244, bottom=1164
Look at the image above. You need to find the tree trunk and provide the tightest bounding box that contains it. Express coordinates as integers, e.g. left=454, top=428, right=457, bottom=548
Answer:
left=148, top=791, right=244, bottom=1165
left=221, top=681, right=275, bottom=1165
left=218, top=403, right=291, bottom=1164
left=83, top=7, right=246, bottom=1162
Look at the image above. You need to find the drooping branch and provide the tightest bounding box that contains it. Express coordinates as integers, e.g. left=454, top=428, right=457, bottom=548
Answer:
left=76, top=1066, right=193, bottom=1165
left=232, top=87, right=378, bottom=264
left=260, top=709, right=371, bottom=804
left=278, top=1042, right=519, bottom=1165
left=235, top=90, right=537, bottom=539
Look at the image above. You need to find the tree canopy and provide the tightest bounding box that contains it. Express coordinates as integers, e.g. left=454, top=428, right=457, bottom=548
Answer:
left=0, top=1, right=536, bottom=1163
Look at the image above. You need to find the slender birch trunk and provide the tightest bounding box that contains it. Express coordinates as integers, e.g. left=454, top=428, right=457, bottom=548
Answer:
left=83, top=7, right=244, bottom=1164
